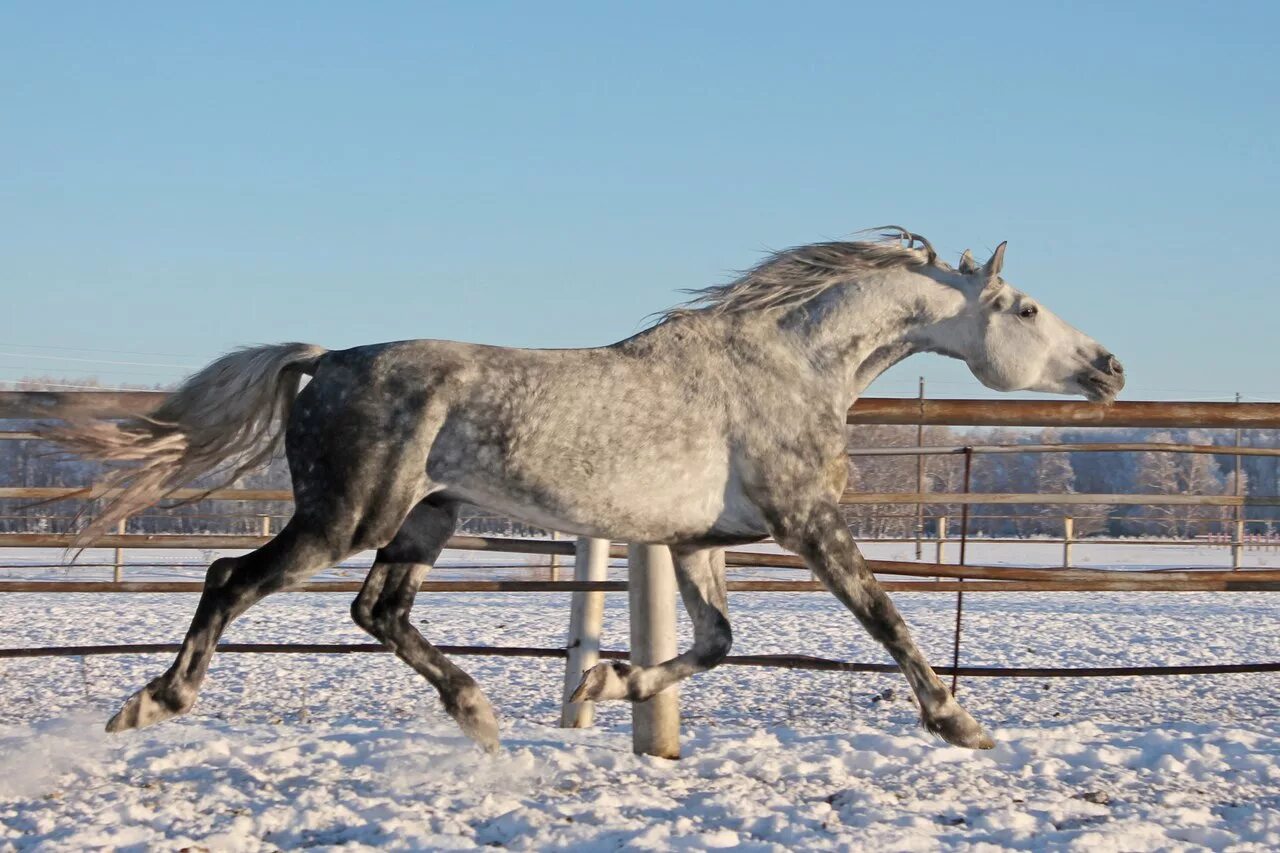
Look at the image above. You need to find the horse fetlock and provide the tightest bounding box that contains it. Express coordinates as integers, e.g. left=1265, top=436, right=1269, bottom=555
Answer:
left=921, top=699, right=995, bottom=750
left=569, top=661, right=635, bottom=703
left=349, top=601, right=376, bottom=635
left=445, top=683, right=500, bottom=753
left=205, top=557, right=239, bottom=590
left=105, top=680, right=194, bottom=733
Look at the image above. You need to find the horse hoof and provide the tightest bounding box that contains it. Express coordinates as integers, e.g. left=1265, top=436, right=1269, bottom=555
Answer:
left=922, top=701, right=995, bottom=750
left=569, top=661, right=633, bottom=703
left=449, top=684, right=501, bottom=753
left=105, top=685, right=186, bottom=733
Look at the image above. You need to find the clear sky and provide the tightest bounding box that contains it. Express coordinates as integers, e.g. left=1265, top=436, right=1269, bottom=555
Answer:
left=2, top=2, right=1276, bottom=399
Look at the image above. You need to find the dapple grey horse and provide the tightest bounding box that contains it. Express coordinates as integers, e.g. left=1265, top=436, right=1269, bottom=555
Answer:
left=45, top=228, right=1124, bottom=753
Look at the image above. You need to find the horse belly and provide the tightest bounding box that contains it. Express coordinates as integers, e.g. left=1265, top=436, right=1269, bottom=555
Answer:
left=436, top=441, right=758, bottom=543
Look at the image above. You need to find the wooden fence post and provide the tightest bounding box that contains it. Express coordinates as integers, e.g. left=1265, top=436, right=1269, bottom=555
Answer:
left=549, top=531, right=561, bottom=582
left=915, top=376, right=926, bottom=560
left=1234, top=392, right=1243, bottom=569
left=1063, top=516, right=1074, bottom=569
left=935, top=515, right=948, bottom=566
left=560, top=536, right=609, bottom=728
left=1233, top=518, right=1245, bottom=570
left=112, top=518, right=127, bottom=582
left=628, top=543, right=680, bottom=759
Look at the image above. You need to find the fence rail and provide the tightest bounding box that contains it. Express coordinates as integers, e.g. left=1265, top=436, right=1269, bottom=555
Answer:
left=6, top=391, right=1280, bottom=428
left=5, top=571, right=1274, bottom=591
left=3, top=641, right=1276, bottom=679
left=844, top=398, right=1280, bottom=428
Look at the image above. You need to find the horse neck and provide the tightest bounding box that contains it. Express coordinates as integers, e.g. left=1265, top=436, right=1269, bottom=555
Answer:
left=626, top=268, right=967, bottom=409
left=783, top=267, right=968, bottom=404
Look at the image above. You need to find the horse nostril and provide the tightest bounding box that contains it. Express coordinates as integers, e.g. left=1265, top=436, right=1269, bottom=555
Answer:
left=1108, top=355, right=1124, bottom=375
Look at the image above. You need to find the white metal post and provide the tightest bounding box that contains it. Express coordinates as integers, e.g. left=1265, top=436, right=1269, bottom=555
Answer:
left=628, top=543, right=680, bottom=759
left=560, top=536, right=609, bottom=728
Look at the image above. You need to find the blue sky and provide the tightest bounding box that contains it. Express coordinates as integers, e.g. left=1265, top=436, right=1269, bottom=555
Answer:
left=2, top=2, right=1276, bottom=399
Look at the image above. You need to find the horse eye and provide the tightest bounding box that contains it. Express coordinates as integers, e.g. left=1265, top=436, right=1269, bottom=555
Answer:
left=1019, top=305, right=1038, bottom=319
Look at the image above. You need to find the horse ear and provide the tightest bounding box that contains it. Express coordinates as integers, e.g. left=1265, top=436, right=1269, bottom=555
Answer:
left=983, top=241, right=1007, bottom=279
left=958, top=249, right=979, bottom=274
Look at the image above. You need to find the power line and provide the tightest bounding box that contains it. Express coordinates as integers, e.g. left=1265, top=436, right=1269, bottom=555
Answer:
left=0, top=341, right=204, bottom=359
left=0, top=351, right=197, bottom=370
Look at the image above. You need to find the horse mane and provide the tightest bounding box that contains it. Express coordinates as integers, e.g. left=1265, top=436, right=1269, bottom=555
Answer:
left=660, top=226, right=945, bottom=322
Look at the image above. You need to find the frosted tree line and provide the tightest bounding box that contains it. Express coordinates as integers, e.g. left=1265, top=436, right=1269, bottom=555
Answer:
left=841, top=424, right=1270, bottom=539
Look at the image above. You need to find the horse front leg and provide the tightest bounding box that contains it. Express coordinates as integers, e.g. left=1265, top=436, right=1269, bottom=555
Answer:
left=570, top=546, right=731, bottom=703
left=772, top=500, right=994, bottom=749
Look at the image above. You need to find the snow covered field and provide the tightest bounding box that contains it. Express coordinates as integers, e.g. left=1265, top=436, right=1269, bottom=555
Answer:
left=3, top=544, right=1280, bottom=850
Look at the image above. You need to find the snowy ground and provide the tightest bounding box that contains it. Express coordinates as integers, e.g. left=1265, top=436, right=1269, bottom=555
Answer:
left=2, top=543, right=1280, bottom=850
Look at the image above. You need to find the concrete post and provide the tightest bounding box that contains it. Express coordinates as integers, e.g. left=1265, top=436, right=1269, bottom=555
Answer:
left=628, top=543, right=680, bottom=759
left=560, top=537, right=609, bottom=728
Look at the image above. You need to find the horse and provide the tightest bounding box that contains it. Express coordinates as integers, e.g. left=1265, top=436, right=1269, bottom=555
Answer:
left=43, top=227, right=1124, bottom=753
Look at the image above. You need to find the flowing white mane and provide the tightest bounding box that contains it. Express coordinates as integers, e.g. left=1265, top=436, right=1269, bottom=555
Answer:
left=661, top=226, right=944, bottom=321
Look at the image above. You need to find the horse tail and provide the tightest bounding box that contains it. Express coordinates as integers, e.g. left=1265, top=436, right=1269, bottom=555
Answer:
left=41, top=342, right=328, bottom=546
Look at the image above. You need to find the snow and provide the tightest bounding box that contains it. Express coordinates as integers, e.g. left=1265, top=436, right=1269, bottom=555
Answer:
left=2, top=543, right=1279, bottom=850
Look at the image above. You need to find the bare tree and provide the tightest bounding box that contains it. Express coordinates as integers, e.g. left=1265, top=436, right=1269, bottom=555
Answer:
left=1135, top=431, right=1232, bottom=537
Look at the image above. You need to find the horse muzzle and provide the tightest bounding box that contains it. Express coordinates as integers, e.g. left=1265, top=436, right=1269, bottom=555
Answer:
left=1078, top=353, right=1125, bottom=403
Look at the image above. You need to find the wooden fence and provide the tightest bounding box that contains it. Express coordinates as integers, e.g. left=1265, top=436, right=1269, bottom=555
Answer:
left=4, top=392, right=1280, bottom=757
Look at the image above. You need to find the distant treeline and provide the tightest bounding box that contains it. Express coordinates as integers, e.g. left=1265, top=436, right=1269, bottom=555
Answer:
left=842, top=424, right=1277, bottom=539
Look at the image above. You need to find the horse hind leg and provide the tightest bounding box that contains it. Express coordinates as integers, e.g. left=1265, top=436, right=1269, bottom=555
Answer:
left=106, top=522, right=343, bottom=732
left=107, top=375, right=444, bottom=734
left=571, top=546, right=732, bottom=704
left=351, top=500, right=500, bottom=752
